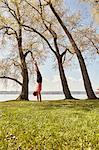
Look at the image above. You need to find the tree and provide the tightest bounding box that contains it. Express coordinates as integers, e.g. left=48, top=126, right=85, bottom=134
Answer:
left=0, top=0, right=46, bottom=100
left=79, top=0, right=99, bottom=55
left=23, top=0, right=98, bottom=99
left=22, top=1, right=73, bottom=99
left=21, top=0, right=98, bottom=99
left=0, top=0, right=98, bottom=100
left=47, top=0, right=98, bottom=99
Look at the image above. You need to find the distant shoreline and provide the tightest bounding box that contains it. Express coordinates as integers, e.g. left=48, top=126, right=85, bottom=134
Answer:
left=0, top=91, right=98, bottom=95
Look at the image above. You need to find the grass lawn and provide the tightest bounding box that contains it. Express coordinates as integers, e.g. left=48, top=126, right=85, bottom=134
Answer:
left=0, top=100, right=99, bottom=150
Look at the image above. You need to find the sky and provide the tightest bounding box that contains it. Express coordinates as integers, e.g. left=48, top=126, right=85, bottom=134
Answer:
left=40, top=0, right=99, bottom=92
left=0, top=0, right=99, bottom=92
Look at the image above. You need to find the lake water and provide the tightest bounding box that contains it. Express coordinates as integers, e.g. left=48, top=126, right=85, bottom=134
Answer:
left=0, top=91, right=99, bottom=102
left=0, top=93, right=65, bottom=102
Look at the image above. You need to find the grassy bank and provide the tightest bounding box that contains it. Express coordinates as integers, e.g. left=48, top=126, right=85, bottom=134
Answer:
left=0, top=100, right=99, bottom=150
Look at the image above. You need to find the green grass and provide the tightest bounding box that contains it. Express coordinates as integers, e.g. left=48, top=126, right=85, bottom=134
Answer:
left=0, top=100, right=99, bottom=150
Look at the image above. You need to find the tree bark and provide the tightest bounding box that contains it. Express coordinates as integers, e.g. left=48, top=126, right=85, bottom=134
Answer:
left=50, top=3, right=97, bottom=99
left=57, top=56, right=73, bottom=99
left=17, top=26, right=29, bottom=100
left=76, top=50, right=97, bottom=99
left=17, top=68, right=29, bottom=100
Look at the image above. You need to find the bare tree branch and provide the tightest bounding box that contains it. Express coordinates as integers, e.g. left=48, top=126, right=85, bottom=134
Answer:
left=4, top=28, right=15, bottom=36
left=0, top=76, right=22, bottom=86
left=3, top=0, right=20, bottom=24
left=22, top=24, right=57, bottom=56
left=38, top=0, right=57, bottom=38
left=38, top=0, right=61, bottom=56
left=24, top=50, right=34, bottom=60
left=24, top=0, right=41, bottom=15
left=61, top=48, right=69, bottom=57
left=85, top=36, right=99, bottom=54
left=12, top=60, right=22, bottom=69
left=0, top=26, right=18, bottom=40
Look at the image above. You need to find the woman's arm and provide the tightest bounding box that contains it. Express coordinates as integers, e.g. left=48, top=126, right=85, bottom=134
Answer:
left=34, top=61, right=39, bottom=72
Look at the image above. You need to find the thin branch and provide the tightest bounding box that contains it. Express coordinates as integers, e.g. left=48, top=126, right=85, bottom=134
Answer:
left=61, top=48, right=69, bottom=57
left=85, top=36, right=99, bottom=54
left=62, top=53, right=66, bottom=64
left=41, top=16, right=59, bottom=54
left=22, top=24, right=57, bottom=56
left=0, top=26, right=18, bottom=40
left=49, top=2, right=79, bottom=54
left=3, top=0, right=20, bottom=24
left=38, top=0, right=60, bottom=56
left=24, top=50, right=34, bottom=60
left=24, top=0, right=41, bottom=15
left=39, top=0, right=43, bottom=15
left=59, top=44, right=74, bottom=55
left=62, top=55, right=66, bottom=64
left=12, top=60, right=22, bottom=69
left=62, top=51, right=75, bottom=64
left=44, top=0, right=51, bottom=5
left=39, top=0, right=57, bottom=39
left=0, top=76, right=22, bottom=86
left=58, top=42, right=74, bottom=56
left=25, top=0, right=55, bottom=39
left=68, top=49, right=75, bottom=54
left=4, top=28, right=15, bottom=36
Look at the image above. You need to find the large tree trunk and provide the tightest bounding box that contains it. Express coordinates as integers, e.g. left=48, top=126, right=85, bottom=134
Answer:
left=57, top=56, right=73, bottom=99
left=76, top=50, right=97, bottom=99
left=17, top=66, right=29, bottom=100
left=50, top=4, right=97, bottom=99
left=17, top=26, right=29, bottom=100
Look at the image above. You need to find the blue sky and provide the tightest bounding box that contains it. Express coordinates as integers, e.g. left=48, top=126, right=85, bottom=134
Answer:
left=0, top=0, right=99, bottom=92
left=39, top=0, right=99, bottom=92
left=40, top=54, right=99, bottom=92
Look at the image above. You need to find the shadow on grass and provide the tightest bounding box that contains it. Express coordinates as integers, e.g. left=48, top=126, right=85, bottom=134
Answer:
left=32, top=99, right=99, bottom=112
left=0, top=99, right=99, bottom=112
